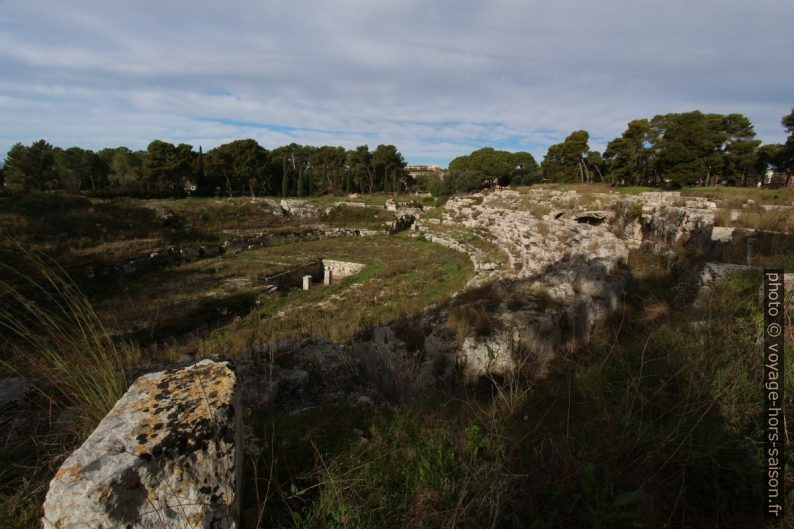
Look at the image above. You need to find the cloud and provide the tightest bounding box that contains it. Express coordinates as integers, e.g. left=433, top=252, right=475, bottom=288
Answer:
left=1, top=0, right=791, bottom=165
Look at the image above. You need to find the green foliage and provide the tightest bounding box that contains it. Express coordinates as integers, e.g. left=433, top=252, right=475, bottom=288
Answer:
left=448, top=147, right=538, bottom=188
left=4, top=140, right=58, bottom=192
left=202, top=139, right=271, bottom=196
left=371, top=144, right=407, bottom=192
left=428, top=176, right=454, bottom=197
left=603, top=110, right=781, bottom=187
left=603, top=119, right=652, bottom=186
left=53, top=146, right=109, bottom=192
left=778, top=108, right=794, bottom=178
left=97, top=147, right=145, bottom=192
left=3, top=138, right=410, bottom=198
left=540, top=130, right=593, bottom=183
left=143, top=140, right=196, bottom=196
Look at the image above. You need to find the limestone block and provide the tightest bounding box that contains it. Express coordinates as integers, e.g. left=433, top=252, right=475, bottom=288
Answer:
left=322, top=259, right=365, bottom=278
left=459, top=331, right=515, bottom=380
left=710, top=226, right=735, bottom=243
left=324, top=269, right=332, bottom=286
left=303, top=275, right=312, bottom=290
left=697, top=262, right=758, bottom=299
left=280, top=199, right=318, bottom=218
left=43, top=360, right=241, bottom=529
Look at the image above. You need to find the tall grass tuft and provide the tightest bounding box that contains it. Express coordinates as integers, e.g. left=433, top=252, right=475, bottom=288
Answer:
left=0, top=247, right=131, bottom=430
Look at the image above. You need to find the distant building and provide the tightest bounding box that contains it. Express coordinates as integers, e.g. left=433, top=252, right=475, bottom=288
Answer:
left=406, top=164, right=445, bottom=180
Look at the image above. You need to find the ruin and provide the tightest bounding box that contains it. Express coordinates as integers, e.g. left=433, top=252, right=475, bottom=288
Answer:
left=264, top=259, right=366, bottom=291
left=37, top=188, right=790, bottom=528
left=321, top=259, right=366, bottom=284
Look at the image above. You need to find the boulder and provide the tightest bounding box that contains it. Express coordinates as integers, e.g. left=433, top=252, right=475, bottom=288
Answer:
left=458, top=331, right=516, bottom=380
left=42, top=360, right=241, bottom=529
left=180, top=246, right=201, bottom=262
left=280, top=199, right=318, bottom=218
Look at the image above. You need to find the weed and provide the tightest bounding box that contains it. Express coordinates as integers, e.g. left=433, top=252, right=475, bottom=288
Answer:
left=0, top=249, right=131, bottom=428
left=447, top=304, right=494, bottom=342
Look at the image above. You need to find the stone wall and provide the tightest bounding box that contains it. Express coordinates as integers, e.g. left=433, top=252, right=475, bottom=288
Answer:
left=265, top=260, right=324, bottom=290
left=322, top=259, right=365, bottom=279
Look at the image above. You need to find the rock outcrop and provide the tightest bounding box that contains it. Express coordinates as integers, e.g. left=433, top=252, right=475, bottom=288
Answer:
left=43, top=360, right=241, bottom=529
left=279, top=199, right=319, bottom=218
left=409, top=188, right=767, bottom=380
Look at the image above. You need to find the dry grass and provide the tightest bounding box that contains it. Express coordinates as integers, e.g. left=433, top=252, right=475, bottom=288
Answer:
left=446, top=304, right=494, bottom=342
left=423, top=224, right=510, bottom=268
left=682, top=185, right=794, bottom=206
left=0, top=250, right=136, bottom=529
left=0, top=250, right=132, bottom=427
left=527, top=203, right=551, bottom=219
left=715, top=207, right=794, bottom=233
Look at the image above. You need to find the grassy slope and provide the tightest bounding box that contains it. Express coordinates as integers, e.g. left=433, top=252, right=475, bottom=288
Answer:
left=240, top=185, right=794, bottom=528
left=186, top=235, right=472, bottom=358
left=246, top=251, right=792, bottom=529
left=0, top=192, right=447, bottom=529
left=0, top=193, right=397, bottom=271
left=682, top=185, right=794, bottom=206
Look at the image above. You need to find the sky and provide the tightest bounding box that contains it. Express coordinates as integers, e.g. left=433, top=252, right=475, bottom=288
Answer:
left=1, top=0, right=792, bottom=167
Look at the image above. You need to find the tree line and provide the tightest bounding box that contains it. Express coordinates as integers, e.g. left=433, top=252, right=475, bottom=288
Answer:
left=0, top=139, right=409, bottom=197
left=438, top=109, right=794, bottom=195
left=540, top=109, right=794, bottom=188
left=3, top=108, right=792, bottom=198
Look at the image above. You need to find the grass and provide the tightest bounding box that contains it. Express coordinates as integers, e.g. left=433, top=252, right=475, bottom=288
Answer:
left=714, top=206, right=794, bottom=233
left=527, top=183, right=658, bottom=195
left=81, top=231, right=470, bottom=360
left=243, top=247, right=792, bottom=528
left=421, top=224, right=510, bottom=268
left=163, top=235, right=474, bottom=358
left=447, top=304, right=495, bottom=342
left=92, top=252, right=301, bottom=339
left=0, top=192, right=396, bottom=279
left=0, top=252, right=134, bottom=529
left=420, top=206, right=445, bottom=220
left=321, top=205, right=396, bottom=228
left=0, top=251, right=131, bottom=426
left=682, top=185, right=794, bottom=206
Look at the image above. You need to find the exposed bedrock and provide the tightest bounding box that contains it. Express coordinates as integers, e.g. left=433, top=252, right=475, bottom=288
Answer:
left=408, top=188, right=767, bottom=380
left=42, top=360, right=241, bottom=529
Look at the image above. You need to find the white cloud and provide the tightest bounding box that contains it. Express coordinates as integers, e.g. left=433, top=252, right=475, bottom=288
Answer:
left=0, top=0, right=791, bottom=165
